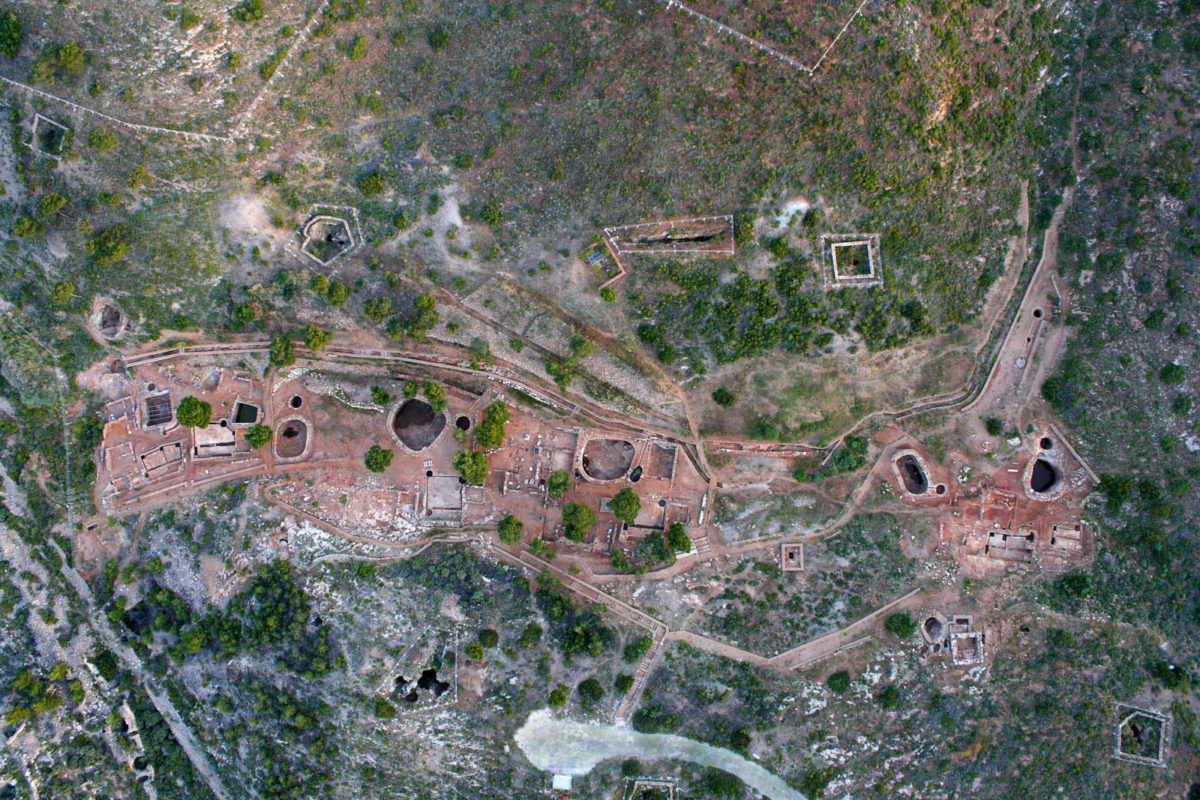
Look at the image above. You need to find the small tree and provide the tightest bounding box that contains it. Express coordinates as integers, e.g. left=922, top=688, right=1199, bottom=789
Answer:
left=876, top=685, right=900, bottom=709
left=303, top=324, right=332, bottom=352
left=826, top=670, right=851, bottom=694
left=614, top=674, right=634, bottom=693
left=364, top=296, right=392, bottom=323
left=478, top=629, right=499, bottom=648
left=428, top=28, right=450, bottom=51
left=51, top=281, right=75, bottom=306
left=561, top=503, right=595, bottom=541
left=547, top=683, right=568, bottom=707
left=347, top=35, right=367, bottom=60
left=475, top=401, right=511, bottom=449
left=883, top=612, right=917, bottom=639
left=309, top=274, right=329, bottom=296
left=479, top=201, right=502, bottom=226
left=711, top=386, right=736, bottom=408
left=984, top=417, right=1004, bottom=436
left=357, top=171, right=386, bottom=196
left=373, top=697, right=396, bottom=718
left=498, top=514, right=523, bottom=544
left=518, top=623, right=542, bottom=649
left=231, top=0, right=264, bottom=22
left=464, top=641, right=485, bottom=661
left=0, top=11, right=21, bottom=58
left=610, top=487, right=640, bottom=525
left=578, top=677, right=604, bottom=707
left=12, top=216, right=43, bottom=238
left=667, top=522, right=691, bottom=553
left=370, top=386, right=391, bottom=405
left=269, top=333, right=295, bottom=368
left=623, top=635, right=652, bottom=663
left=176, top=396, right=211, bottom=428
left=327, top=280, right=350, bottom=306
left=402, top=380, right=420, bottom=399
left=547, top=469, right=571, bottom=498
left=1161, top=363, right=1186, bottom=384
left=244, top=424, right=272, bottom=449
left=452, top=449, right=488, bottom=485
left=364, top=445, right=393, bottom=473
left=423, top=381, right=447, bottom=413
left=87, top=127, right=119, bottom=153
left=37, top=193, right=66, bottom=219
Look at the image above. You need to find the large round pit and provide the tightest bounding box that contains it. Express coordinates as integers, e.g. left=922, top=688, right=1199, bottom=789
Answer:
left=391, top=399, right=445, bottom=451
left=896, top=454, right=929, bottom=495
left=275, top=419, right=309, bottom=459
left=1030, top=459, right=1058, bottom=493
left=581, top=438, right=635, bottom=481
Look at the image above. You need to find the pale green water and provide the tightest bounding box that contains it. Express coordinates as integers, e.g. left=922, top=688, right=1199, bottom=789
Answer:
left=514, top=709, right=807, bottom=800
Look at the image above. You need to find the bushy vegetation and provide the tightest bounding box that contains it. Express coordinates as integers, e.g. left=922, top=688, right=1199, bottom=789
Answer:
left=452, top=449, right=488, bottom=485
left=364, top=444, right=393, bottom=473
left=475, top=401, right=510, bottom=449
left=176, top=396, right=211, bottom=428
left=497, top=514, right=523, bottom=544
left=244, top=424, right=272, bottom=449
left=547, top=468, right=571, bottom=497
left=796, top=436, right=868, bottom=482
left=561, top=502, right=595, bottom=541
left=535, top=580, right=612, bottom=658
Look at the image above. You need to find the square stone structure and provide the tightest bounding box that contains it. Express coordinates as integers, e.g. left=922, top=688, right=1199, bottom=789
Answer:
left=780, top=543, right=805, bottom=572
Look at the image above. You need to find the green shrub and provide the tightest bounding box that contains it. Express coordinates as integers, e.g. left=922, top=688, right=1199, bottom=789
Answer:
left=364, top=445, right=393, bottom=473
left=1160, top=363, right=1186, bottom=384
left=578, top=677, right=604, bottom=706
left=0, top=11, right=22, bottom=58
left=231, top=0, right=264, bottom=22
left=699, top=767, right=744, bottom=798
left=610, top=487, right=640, bottom=525
left=479, top=201, right=503, bottom=226
left=883, top=612, right=916, bottom=639
left=475, top=401, right=510, bottom=449
left=876, top=685, right=900, bottom=709
left=561, top=502, right=595, bottom=541
left=452, top=449, right=488, bottom=485
left=357, top=171, right=387, bottom=196
left=666, top=522, right=691, bottom=552
left=711, top=386, right=736, bottom=408
left=373, top=697, right=396, bottom=718
left=37, top=193, right=66, bottom=219
left=244, top=424, right=272, bottom=449
left=826, top=670, right=851, bottom=694
left=547, top=468, right=571, bottom=497
left=303, top=324, right=332, bottom=352
left=176, top=396, right=212, bottom=428
left=622, top=634, right=652, bottom=663
left=327, top=281, right=350, bottom=306
left=985, top=417, right=1003, bottom=436
left=269, top=333, right=295, bottom=368
left=498, top=515, right=523, bottom=544
left=12, top=216, right=43, bottom=238
left=518, top=623, right=542, bottom=649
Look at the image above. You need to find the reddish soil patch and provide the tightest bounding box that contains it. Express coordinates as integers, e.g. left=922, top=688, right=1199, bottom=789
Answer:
left=276, top=419, right=308, bottom=458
